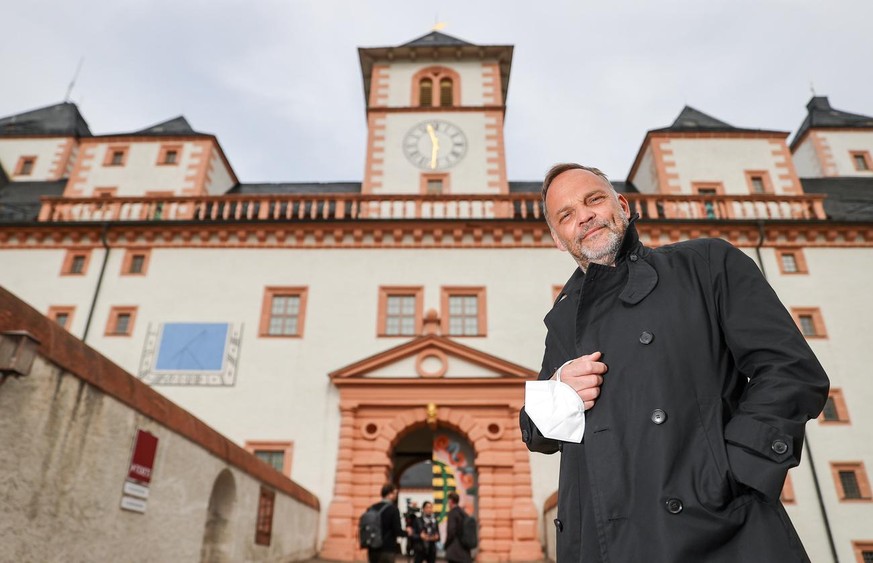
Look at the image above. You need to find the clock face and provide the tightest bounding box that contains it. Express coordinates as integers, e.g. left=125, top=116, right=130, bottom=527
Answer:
left=403, top=120, right=468, bottom=170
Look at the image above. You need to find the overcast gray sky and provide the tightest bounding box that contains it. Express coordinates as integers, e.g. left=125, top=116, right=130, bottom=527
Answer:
left=4, top=0, right=872, bottom=183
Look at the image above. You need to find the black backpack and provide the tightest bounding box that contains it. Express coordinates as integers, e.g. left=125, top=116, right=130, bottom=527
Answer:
left=359, top=503, right=389, bottom=549
left=458, top=513, right=479, bottom=550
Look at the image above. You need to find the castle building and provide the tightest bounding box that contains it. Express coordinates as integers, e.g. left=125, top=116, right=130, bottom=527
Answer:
left=1, top=31, right=872, bottom=562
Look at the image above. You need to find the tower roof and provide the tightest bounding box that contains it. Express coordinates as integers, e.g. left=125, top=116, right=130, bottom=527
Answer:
left=0, top=102, right=92, bottom=137
left=358, top=31, right=513, bottom=111
left=791, top=96, right=873, bottom=149
left=133, top=116, right=199, bottom=136
left=663, top=106, right=736, bottom=132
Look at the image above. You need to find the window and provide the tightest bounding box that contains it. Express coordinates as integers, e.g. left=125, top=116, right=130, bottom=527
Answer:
left=378, top=286, right=423, bottom=336
left=255, top=487, right=275, bottom=546
left=106, top=306, right=137, bottom=337
left=419, top=78, right=433, bottom=107
left=15, top=156, right=36, bottom=176
left=832, top=462, right=871, bottom=501
left=441, top=286, right=487, bottom=336
left=93, top=187, right=118, bottom=198
left=103, top=145, right=129, bottom=167
left=780, top=472, right=796, bottom=504
left=259, top=287, right=308, bottom=337
left=157, top=145, right=182, bottom=165
left=791, top=307, right=827, bottom=338
left=854, top=542, right=873, bottom=563
left=744, top=170, right=773, bottom=194
left=439, top=78, right=454, bottom=106
left=245, top=441, right=293, bottom=477
left=48, top=306, right=75, bottom=330
left=61, top=249, right=91, bottom=275
left=850, top=151, right=872, bottom=172
left=776, top=248, right=808, bottom=275
left=692, top=183, right=724, bottom=219
left=820, top=388, right=850, bottom=424
left=121, top=249, right=151, bottom=275
left=421, top=173, right=449, bottom=195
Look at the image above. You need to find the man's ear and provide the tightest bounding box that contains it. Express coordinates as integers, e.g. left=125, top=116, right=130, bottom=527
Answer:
left=550, top=229, right=568, bottom=252
left=618, top=194, right=631, bottom=219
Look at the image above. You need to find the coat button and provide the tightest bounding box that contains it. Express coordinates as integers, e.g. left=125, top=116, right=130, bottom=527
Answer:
left=554, top=518, right=563, bottom=532
left=651, top=409, right=667, bottom=425
left=771, top=440, right=788, bottom=455
left=629, top=253, right=639, bottom=262
left=665, top=498, right=683, bottom=514
left=521, top=429, right=530, bottom=442
left=639, top=331, right=654, bottom=345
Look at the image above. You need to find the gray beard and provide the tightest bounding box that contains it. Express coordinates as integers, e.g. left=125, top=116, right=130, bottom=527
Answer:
left=573, top=216, right=629, bottom=270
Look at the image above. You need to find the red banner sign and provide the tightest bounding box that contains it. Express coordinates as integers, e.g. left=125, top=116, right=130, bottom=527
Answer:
left=127, top=430, right=158, bottom=485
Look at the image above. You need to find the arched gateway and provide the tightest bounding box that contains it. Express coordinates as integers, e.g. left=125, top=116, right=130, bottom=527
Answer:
left=320, top=316, right=543, bottom=562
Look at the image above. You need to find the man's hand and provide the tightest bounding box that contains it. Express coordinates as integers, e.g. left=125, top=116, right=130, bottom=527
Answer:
left=553, top=351, right=606, bottom=410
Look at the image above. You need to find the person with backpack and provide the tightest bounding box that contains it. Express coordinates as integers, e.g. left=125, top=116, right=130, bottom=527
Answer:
left=360, top=483, right=403, bottom=563
left=444, top=492, right=474, bottom=563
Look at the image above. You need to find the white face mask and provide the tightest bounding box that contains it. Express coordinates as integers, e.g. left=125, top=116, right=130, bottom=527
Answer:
left=524, top=360, right=586, bottom=443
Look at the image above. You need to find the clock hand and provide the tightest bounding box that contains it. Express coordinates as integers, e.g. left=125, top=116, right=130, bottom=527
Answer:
left=427, top=124, right=440, bottom=169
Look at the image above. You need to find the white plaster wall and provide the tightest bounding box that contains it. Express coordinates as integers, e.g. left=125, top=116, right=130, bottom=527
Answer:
left=379, top=112, right=493, bottom=194
left=80, top=141, right=203, bottom=197
left=0, top=351, right=319, bottom=563
left=0, top=137, right=68, bottom=180
left=668, top=138, right=795, bottom=194
left=630, top=144, right=657, bottom=193
left=385, top=61, right=487, bottom=107
left=205, top=149, right=236, bottom=195
left=819, top=130, right=873, bottom=176
left=791, top=137, right=823, bottom=178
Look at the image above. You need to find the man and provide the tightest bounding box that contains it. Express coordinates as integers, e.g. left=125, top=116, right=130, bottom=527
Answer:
left=411, top=501, right=439, bottom=563
left=444, top=493, right=472, bottom=563
left=366, top=484, right=403, bottom=563
left=519, top=164, right=829, bottom=562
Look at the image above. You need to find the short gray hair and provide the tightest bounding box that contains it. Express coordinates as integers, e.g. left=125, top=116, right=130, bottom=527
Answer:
left=541, top=163, right=613, bottom=219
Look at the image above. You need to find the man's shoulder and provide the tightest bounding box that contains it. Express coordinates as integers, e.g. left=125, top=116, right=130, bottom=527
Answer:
left=647, top=237, right=738, bottom=262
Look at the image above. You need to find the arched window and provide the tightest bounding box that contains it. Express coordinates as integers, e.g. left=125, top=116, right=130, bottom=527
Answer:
left=419, top=78, right=433, bottom=107
left=440, top=78, right=454, bottom=107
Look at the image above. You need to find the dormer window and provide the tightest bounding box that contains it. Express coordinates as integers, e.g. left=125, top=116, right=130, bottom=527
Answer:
left=413, top=67, right=460, bottom=108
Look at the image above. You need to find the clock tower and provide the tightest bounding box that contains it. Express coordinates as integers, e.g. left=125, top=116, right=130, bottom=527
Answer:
left=358, top=31, right=513, bottom=195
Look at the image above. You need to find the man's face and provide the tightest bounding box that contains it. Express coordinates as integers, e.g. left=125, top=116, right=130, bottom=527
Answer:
left=423, top=504, right=433, bottom=515
left=545, top=169, right=631, bottom=270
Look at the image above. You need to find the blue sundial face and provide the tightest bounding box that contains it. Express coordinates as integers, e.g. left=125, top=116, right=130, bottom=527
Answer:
left=155, top=323, right=229, bottom=371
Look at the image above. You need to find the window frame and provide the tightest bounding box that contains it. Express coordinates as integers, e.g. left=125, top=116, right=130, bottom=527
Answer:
left=791, top=307, right=827, bottom=339
left=744, top=170, right=775, bottom=194
left=15, top=155, right=37, bottom=176
left=121, top=248, right=151, bottom=276
left=853, top=541, right=873, bottom=563
left=47, top=306, right=76, bottom=331
left=103, top=145, right=130, bottom=167
left=61, top=249, right=92, bottom=276
left=105, top=306, right=138, bottom=337
left=441, top=286, right=487, bottom=337
left=377, top=286, right=424, bottom=337
left=411, top=66, right=461, bottom=107
left=776, top=248, right=808, bottom=275
left=831, top=462, right=872, bottom=502
left=245, top=440, right=294, bottom=477
left=157, top=144, right=183, bottom=166
left=820, top=388, right=850, bottom=424
left=849, top=150, right=873, bottom=172
left=258, top=286, right=309, bottom=338
left=420, top=172, right=450, bottom=195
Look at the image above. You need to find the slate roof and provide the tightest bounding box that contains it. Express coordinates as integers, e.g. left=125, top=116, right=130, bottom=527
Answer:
left=0, top=102, right=91, bottom=137
left=646, top=105, right=786, bottom=136
left=791, top=96, right=873, bottom=149
left=132, top=116, right=199, bottom=136
left=801, top=177, right=873, bottom=222
left=400, top=30, right=474, bottom=47
left=0, top=180, right=66, bottom=222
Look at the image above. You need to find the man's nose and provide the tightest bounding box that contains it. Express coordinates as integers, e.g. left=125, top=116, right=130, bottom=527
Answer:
left=576, top=205, right=595, bottom=225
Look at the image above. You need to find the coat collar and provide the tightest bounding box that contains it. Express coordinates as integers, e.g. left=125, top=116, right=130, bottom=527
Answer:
left=551, top=214, right=658, bottom=308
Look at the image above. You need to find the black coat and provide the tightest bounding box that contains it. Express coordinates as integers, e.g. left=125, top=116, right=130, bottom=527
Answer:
left=366, top=500, right=402, bottom=554
left=519, top=223, right=829, bottom=563
left=445, top=506, right=473, bottom=563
